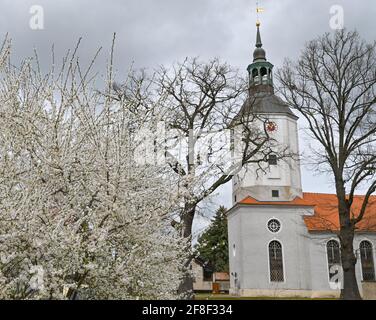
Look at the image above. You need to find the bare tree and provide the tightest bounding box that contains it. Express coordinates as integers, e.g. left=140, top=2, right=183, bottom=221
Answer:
left=153, top=57, right=292, bottom=295
left=277, top=30, right=376, bottom=300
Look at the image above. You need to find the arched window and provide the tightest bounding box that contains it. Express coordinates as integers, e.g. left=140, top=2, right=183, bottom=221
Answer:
left=269, top=69, right=273, bottom=84
left=269, top=240, right=284, bottom=282
left=360, top=241, right=375, bottom=281
left=260, top=67, right=268, bottom=84
left=327, top=240, right=341, bottom=283
left=252, top=68, right=260, bottom=84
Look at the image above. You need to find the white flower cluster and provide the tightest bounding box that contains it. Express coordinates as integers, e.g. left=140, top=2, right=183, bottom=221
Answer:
left=0, top=38, right=187, bottom=300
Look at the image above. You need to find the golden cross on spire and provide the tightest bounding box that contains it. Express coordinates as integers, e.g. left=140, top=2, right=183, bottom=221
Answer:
left=256, top=1, right=265, bottom=26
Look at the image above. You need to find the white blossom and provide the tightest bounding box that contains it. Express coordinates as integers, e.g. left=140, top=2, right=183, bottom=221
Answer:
left=0, top=37, right=187, bottom=300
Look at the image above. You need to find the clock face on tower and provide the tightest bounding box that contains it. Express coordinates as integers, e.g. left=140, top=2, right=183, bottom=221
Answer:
left=266, top=121, right=278, bottom=133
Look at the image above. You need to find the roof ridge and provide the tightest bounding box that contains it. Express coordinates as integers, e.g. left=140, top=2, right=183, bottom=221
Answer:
left=303, top=192, right=336, bottom=195
left=241, top=195, right=302, bottom=203
left=303, top=192, right=376, bottom=198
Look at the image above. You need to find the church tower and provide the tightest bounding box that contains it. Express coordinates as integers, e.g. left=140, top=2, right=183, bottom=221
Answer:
left=232, top=23, right=302, bottom=203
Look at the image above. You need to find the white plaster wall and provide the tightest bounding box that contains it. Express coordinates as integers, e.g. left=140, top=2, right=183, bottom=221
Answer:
left=228, top=205, right=314, bottom=293
left=192, top=261, right=212, bottom=291
left=232, top=114, right=302, bottom=203
left=228, top=205, right=376, bottom=297
left=227, top=209, right=243, bottom=294
left=308, top=233, right=376, bottom=295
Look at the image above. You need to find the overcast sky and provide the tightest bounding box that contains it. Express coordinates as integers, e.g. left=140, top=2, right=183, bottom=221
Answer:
left=2, top=0, right=375, bottom=69
left=1, top=0, right=375, bottom=231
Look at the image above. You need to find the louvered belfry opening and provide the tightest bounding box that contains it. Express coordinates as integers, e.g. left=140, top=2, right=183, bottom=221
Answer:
left=360, top=241, right=376, bottom=281
left=269, top=240, right=284, bottom=282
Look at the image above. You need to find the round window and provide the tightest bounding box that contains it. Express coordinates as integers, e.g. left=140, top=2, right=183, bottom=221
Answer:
left=268, top=219, right=281, bottom=233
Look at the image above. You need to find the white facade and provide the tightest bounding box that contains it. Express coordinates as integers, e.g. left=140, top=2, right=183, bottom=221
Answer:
left=227, top=203, right=376, bottom=298
left=232, top=110, right=302, bottom=204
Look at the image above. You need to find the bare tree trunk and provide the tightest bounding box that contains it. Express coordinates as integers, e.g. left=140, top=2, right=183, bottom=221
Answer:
left=337, top=193, right=361, bottom=300
left=178, top=205, right=196, bottom=299
left=339, top=224, right=361, bottom=300
left=177, top=268, right=194, bottom=299
left=336, top=182, right=362, bottom=300
left=182, top=205, right=195, bottom=239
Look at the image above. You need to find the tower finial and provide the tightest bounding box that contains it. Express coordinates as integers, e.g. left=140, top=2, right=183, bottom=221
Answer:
left=253, top=2, right=266, bottom=60
left=256, top=2, right=264, bottom=28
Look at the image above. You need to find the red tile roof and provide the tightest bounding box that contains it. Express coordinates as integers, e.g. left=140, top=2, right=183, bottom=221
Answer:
left=238, top=193, right=376, bottom=232
left=213, top=272, right=230, bottom=282
left=239, top=195, right=315, bottom=207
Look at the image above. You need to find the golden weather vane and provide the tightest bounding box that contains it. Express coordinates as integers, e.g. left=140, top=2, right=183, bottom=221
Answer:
left=256, top=1, right=265, bottom=26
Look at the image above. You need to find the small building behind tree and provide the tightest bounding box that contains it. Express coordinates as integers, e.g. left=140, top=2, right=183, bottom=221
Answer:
left=193, top=206, right=230, bottom=293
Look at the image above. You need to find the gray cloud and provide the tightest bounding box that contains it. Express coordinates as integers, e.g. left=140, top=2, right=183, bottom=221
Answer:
left=4, top=1, right=374, bottom=69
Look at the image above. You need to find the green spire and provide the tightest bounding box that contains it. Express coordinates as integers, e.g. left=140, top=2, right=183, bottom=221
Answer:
left=256, top=24, right=262, bottom=48
left=253, top=23, right=266, bottom=62
left=247, top=22, right=274, bottom=92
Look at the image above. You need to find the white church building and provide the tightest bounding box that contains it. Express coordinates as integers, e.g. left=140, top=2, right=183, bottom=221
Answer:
left=227, top=24, right=376, bottom=298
